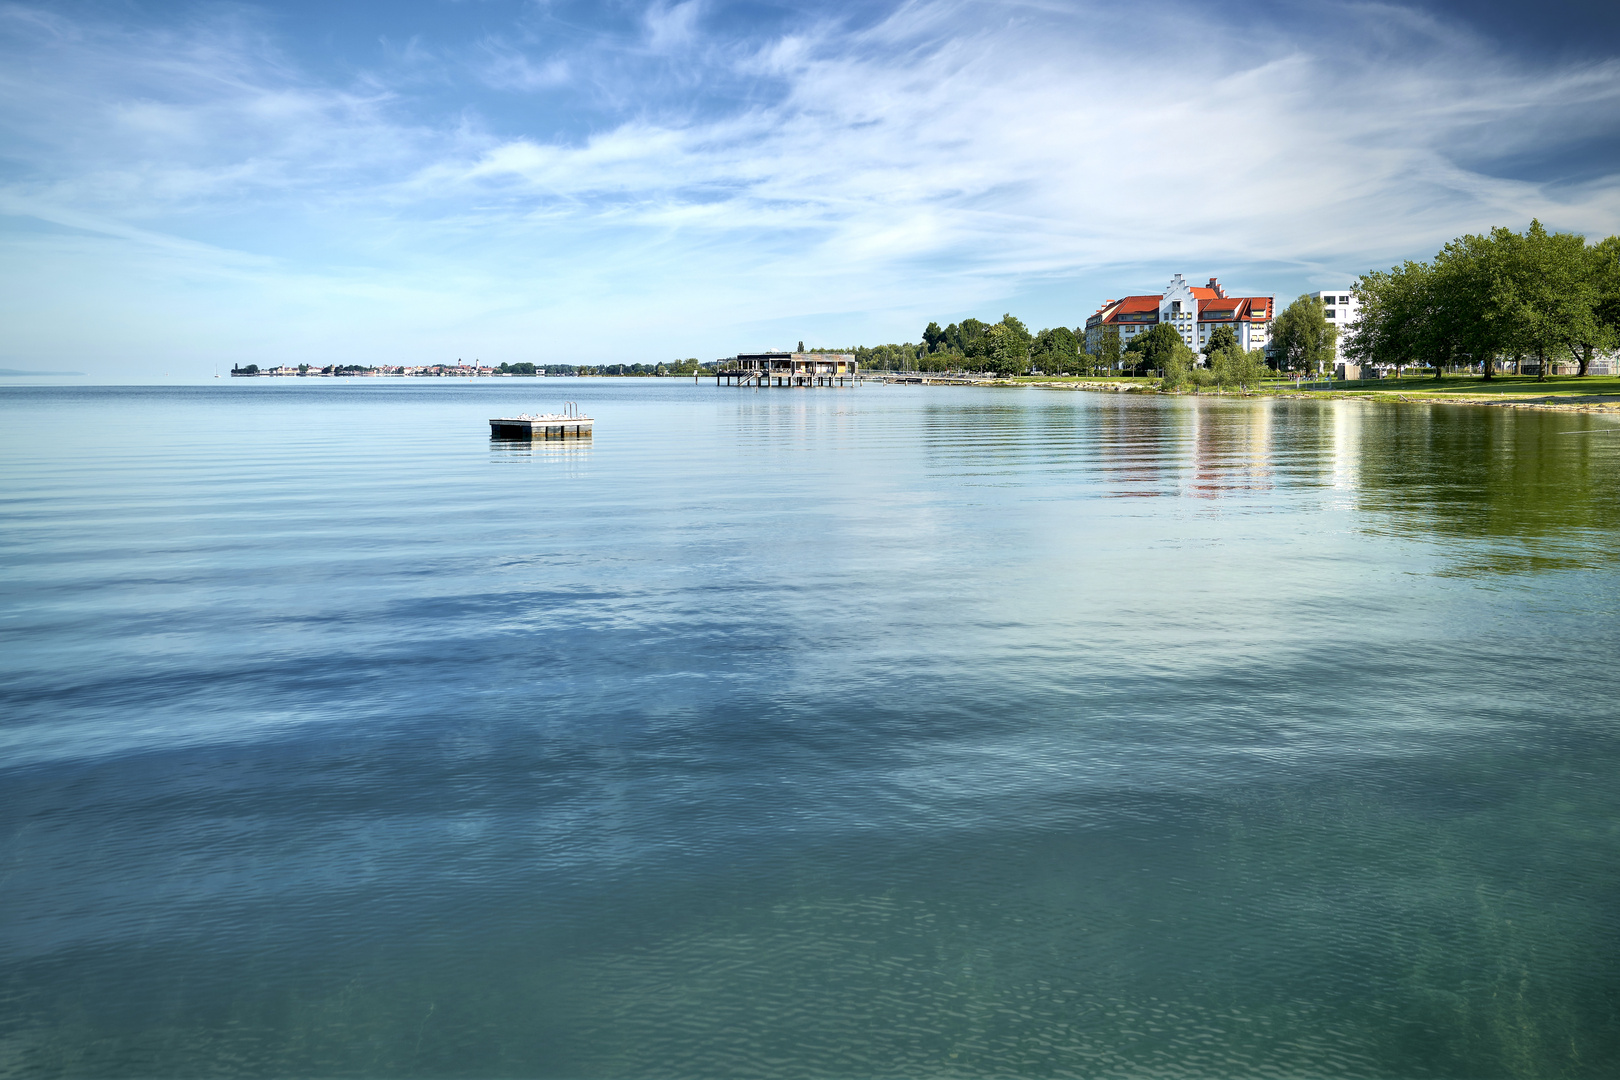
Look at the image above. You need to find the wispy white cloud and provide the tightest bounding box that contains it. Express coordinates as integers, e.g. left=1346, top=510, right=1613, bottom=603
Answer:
left=476, top=37, right=571, bottom=90
left=1, top=0, right=1618, bottom=374
left=644, top=0, right=706, bottom=53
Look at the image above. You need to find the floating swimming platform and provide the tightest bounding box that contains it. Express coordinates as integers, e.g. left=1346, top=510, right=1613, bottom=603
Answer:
left=489, top=403, right=593, bottom=438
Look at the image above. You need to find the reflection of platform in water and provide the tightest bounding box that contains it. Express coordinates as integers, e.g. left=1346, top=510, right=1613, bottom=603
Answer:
left=489, top=408, right=593, bottom=438
left=490, top=437, right=591, bottom=464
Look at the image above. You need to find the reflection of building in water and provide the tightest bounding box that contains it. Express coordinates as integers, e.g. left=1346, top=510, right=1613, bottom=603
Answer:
left=1329, top=400, right=1362, bottom=494
left=1085, top=275, right=1274, bottom=362
left=1186, top=400, right=1275, bottom=499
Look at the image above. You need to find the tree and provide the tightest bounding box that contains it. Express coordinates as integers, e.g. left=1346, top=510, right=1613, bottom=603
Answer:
left=1092, top=326, right=1121, bottom=375
left=1493, top=220, right=1599, bottom=382
left=798, top=341, right=805, bottom=352
left=923, top=322, right=945, bottom=353
left=1030, top=327, right=1080, bottom=374
left=985, top=320, right=1030, bottom=376
left=1201, top=325, right=1237, bottom=360
left=998, top=313, right=1032, bottom=344
left=1566, top=236, right=1619, bottom=376
left=1271, top=295, right=1338, bottom=374
left=1211, top=347, right=1268, bottom=390
left=1160, top=349, right=1193, bottom=389
left=958, top=318, right=989, bottom=363
left=1347, top=262, right=1428, bottom=378
left=1124, top=322, right=1185, bottom=375
left=1429, top=231, right=1504, bottom=379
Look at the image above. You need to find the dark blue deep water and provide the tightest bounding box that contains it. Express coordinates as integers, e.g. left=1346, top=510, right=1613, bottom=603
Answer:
left=3, top=382, right=1619, bottom=1078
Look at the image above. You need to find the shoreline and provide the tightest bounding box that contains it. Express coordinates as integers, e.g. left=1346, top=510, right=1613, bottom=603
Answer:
left=875, top=374, right=1620, bottom=415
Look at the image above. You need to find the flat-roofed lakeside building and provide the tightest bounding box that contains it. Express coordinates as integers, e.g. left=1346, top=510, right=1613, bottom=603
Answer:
left=1312, top=289, right=1360, bottom=366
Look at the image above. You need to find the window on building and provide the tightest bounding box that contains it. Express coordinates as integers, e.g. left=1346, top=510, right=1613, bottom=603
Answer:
left=1339, top=295, right=1349, bottom=304
left=1325, top=309, right=1336, bottom=319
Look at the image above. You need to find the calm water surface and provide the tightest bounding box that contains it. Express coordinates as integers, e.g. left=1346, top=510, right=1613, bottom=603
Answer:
left=2, top=382, right=1619, bottom=1078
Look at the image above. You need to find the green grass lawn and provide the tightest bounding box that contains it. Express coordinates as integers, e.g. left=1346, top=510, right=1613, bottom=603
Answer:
left=1013, top=374, right=1150, bottom=383
left=1289, top=374, right=1620, bottom=399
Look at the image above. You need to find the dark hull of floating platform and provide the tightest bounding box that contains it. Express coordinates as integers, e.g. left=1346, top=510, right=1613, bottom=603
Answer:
left=490, top=415, right=594, bottom=438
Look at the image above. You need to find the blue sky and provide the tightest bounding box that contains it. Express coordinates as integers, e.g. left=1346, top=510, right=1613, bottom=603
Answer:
left=2, top=0, right=1618, bottom=378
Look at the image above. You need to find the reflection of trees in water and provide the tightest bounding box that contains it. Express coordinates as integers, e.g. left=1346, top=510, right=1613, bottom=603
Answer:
left=919, top=400, right=1140, bottom=482
left=1091, top=397, right=1178, bottom=496
left=1352, top=404, right=1620, bottom=573
left=918, top=402, right=1038, bottom=471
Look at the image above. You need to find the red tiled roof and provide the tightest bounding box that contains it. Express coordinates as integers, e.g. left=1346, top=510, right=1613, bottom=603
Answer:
left=1089, top=294, right=1160, bottom=325
left=1197, top=296, right=1272, bottom=320
left=1092, top=289, right=1273, bottom=324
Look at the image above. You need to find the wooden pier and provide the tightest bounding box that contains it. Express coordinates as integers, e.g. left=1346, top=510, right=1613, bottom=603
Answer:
left=714, top=351, right=859, bottom=387
left=490, top=404, right=592, bottom=438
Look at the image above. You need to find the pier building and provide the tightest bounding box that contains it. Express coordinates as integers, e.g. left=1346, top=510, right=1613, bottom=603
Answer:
left=714, top=352, right=858, bottom=387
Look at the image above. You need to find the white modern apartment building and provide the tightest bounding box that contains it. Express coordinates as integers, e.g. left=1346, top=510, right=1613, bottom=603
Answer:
left=1085, top=275, right=1274, bottom=360
left=1313, top=289, right=1360, bottom=365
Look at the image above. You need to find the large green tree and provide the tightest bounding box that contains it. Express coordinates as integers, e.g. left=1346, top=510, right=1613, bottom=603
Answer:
left=1030, top=326, right=1080, bottom=374
left=1124, top=322, right=1187, bottom=375
left=1211, top=347, right=1268, bottom=389
left=1492, top=220, right=1601, bottom=382
left=1568, top=235, right=1620, bottom=376
left=958, top=318, right=990, bottom=362
left=1201, top=325, right=1237, bottom=359
left=1092, top=326, right=1121, bottom=375
left=1431, top=230, right=1505, bottom=377
left=1593, top=236, right=1620, bottom=351
left=1349, top=246, right=1484, bottom=381
left=1270, top=295, right=1339, bottom=374
left=985, top=316, right=1031, bottom=376
left=1347, top=262, right=1430, bottom=377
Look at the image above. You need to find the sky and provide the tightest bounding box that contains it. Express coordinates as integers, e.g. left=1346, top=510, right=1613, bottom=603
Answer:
left=1, top=0, right=1618, bottom=379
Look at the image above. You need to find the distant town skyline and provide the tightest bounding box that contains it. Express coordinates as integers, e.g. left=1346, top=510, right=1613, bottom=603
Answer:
left=2, top=0, right=1618, bottom=381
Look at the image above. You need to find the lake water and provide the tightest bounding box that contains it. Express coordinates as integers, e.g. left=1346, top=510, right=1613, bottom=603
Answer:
left=2, top=381, right=1619, bottom=1078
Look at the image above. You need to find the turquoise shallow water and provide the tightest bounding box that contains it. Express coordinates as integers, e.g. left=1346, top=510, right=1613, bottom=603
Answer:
left=2, top=381, right=1619, bottom=1078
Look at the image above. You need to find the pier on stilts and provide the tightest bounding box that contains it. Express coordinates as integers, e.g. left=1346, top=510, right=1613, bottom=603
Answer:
left=713, top=352, right=859, bottom=388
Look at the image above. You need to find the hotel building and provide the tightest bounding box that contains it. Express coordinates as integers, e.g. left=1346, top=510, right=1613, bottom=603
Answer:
left=1085, top=275, right=1274, bottom=361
